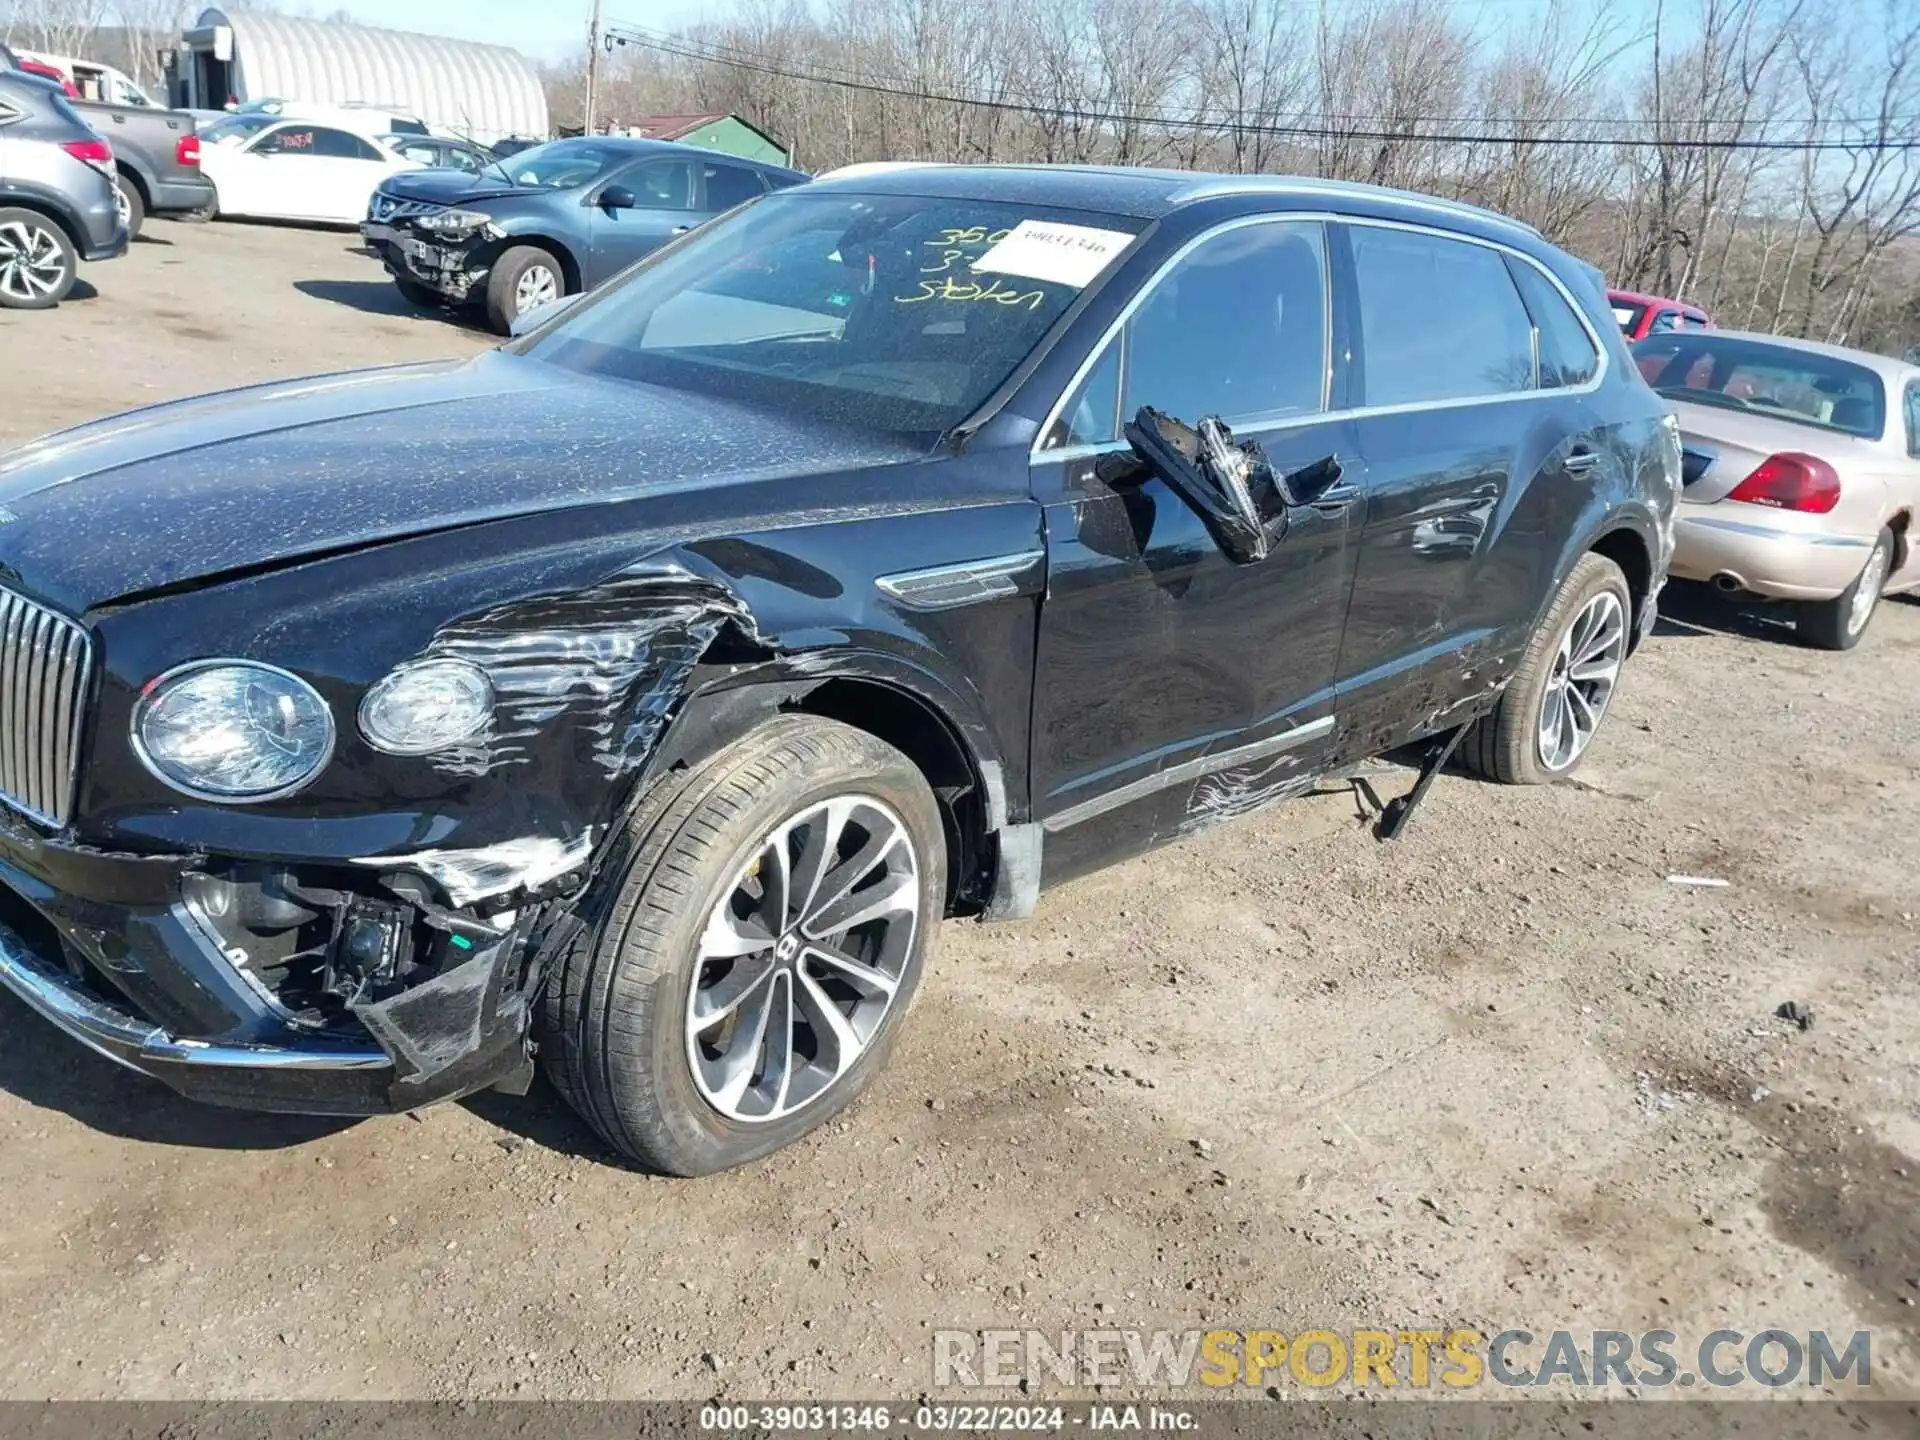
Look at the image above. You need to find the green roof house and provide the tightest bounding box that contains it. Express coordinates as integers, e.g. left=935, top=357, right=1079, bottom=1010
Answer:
left=630, top=113, right=791, bottom=166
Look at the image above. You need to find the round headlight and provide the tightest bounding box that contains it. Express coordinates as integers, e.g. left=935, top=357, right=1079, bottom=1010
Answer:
left=134, top=661, right=335, bottom=802
left=358, top=658, right=494, bottom=755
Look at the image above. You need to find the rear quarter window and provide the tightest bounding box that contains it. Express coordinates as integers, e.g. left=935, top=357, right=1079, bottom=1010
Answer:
left=1509, top=259, right=1600, bottom=388
left=1350, top=225, right=1535, bottom=405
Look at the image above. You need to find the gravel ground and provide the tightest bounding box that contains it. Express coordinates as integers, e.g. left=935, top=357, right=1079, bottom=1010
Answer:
left=0, top=219, right=1914, bottom=1403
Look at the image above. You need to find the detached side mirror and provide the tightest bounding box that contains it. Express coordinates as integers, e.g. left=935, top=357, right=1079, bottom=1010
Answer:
left=598, top=184, right=636, bottom=211
left=507, top=290, right=580, bottom=338
left=1122, top=408, right=1288, bottom=564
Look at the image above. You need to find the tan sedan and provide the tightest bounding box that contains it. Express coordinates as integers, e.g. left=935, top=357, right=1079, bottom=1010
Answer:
left=1632, top=330, right=1920, bottom=648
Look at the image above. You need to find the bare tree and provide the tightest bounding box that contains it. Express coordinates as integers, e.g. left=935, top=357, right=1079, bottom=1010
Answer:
left=533, top=0, right=1920, bottom=357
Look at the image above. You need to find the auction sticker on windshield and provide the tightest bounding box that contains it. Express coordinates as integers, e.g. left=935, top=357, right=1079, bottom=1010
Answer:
left=972, top=220, right=1134, bottom=288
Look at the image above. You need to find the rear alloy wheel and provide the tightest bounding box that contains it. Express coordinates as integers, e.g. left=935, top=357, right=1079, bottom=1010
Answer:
left=484, top=244, right=564, bottom=334
left=1798, top=527, right=1892, bottom=651
left=1462, top=551, right=1633, bottom=784
left=0, top=209, right=77, bottom=309
left=1536, top=590, right=1627, bottom=771
left=539, top=715, right=944, bottom=1175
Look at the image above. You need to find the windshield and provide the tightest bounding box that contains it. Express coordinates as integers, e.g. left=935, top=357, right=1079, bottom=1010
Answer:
left=520, top=191, right=1142, bottom=442
left=201, top=113, right=277, bottom=147
left=1633, top=335, right=1886, bottom=439
left=488, top=139, right=629, bottom=189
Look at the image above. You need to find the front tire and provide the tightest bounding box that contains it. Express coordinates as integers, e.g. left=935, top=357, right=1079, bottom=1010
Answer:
left=1797, top=527, right=1892, bottom=651
left=0, top=208, right=77, bottom=309
left=484, top=244, right=564, bottom=334
left=392, top=274, right=441, bottom=308
left=1462, top=552, right=1632, bottom=785
left=540, top=716, right=945, bottom=1175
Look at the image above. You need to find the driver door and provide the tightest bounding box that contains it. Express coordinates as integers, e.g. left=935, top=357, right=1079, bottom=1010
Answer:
left=584, top=158, right=701, bottom=286
left=1027, top=218, right=1364, bottom=882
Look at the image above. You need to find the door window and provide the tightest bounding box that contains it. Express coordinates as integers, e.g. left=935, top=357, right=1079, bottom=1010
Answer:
left=445, top=145, right=485, bottom=173
left=253, top=125, right=318, bottom=155
left=1904, top=383, right=1920, bottom=458
left=257, top=125, right=380, bottom=159
left=1508, top=259, right=1599, bottom=389
left=1048, top=220, right=1327, bottom=446
left=624, top=161, right=696, bottom=209
left=396, top=141, right=441, bottom=165
left=310, top=127, right=384, bottom=160
left=1350, top=226, right=1536, bottom=405
left=703, top=162, right=767, bottom=211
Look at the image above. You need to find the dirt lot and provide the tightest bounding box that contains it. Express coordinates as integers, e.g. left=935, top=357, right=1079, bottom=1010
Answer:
left=0, top=218, right=1914, bottom=1404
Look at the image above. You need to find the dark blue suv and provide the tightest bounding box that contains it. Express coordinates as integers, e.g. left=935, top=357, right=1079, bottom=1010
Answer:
left=361, top=136, right=807, bottom=332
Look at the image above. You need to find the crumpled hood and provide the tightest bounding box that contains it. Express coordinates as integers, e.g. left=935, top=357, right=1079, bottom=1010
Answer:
left=0, top=351, right=923, bottom=614
left=380, top=168, right=551, bottom=207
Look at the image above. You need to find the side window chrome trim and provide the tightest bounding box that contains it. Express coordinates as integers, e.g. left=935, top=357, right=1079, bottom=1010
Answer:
left=1032, top=211, right=1607, bottom=464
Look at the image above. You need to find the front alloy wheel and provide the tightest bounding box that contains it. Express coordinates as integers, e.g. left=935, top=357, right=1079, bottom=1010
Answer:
left=687, top=796, right=920, bottom=1122
left=540, top=715, right=945, bottom=1175
left=514, top=261, right=559, bottom=314
left=1536, top=590, right=1626, bottom=771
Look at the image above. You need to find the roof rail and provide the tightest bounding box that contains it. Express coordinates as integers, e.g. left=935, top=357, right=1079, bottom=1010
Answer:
left=1167, top=174, right=1543, bottom=239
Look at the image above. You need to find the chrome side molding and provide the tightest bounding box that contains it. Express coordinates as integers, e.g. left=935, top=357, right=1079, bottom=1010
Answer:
left=1043, top=715, right=1337, bottom=832
left=875, top=550, right=1045, bottom=611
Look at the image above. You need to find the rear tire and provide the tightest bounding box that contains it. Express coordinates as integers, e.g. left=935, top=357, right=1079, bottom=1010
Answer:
left=114, top=177, right=146, bottom=240
left=0, top=208, right=78, bottom=309
left=539, top=716, right=945, bottom=1175
left=484, top=244, right=564, bottom=334
left=1797, top=527, right=1892, bottom=651
left=1462, top=552, right=1632, bottom=785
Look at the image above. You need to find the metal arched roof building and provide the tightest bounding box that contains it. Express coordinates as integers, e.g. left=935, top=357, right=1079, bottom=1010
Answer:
left=181, top=7, right=547, bottom=143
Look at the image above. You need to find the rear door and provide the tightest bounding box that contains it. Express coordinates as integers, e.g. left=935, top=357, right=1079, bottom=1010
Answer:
left=1333, top=221, right=1605, bottom=751
left=584, top=156, right=700, bottom=285
left=1029, top=217, right=1362, bottom=880
left=698, top=159, right=769, bottom=217
left=307, top=127, right=407, bottom=223
left=241, top=123, right=369, bottom=220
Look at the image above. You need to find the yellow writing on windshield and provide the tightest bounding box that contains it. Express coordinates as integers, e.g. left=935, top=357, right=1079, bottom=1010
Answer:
left=896, top=276, right=1047, bottom=310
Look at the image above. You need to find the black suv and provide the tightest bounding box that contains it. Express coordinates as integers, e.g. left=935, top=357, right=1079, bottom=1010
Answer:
left=0, top=167, right=1677, bottom=1174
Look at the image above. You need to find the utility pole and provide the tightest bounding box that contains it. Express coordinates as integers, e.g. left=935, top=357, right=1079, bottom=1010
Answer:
left=584, top=0, right=604, bottom=135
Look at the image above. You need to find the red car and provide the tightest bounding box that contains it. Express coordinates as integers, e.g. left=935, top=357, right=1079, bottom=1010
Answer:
left=1608, top=288, right=1711, bottom=341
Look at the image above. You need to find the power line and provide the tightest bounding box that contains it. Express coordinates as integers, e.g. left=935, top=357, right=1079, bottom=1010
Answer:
left=612, top=19, right=1906, bottom=133
left=605, top=21, right=1920, bottom=153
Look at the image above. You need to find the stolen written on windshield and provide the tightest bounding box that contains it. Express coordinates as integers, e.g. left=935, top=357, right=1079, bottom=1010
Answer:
left=895, top=219, right=1135, bottom=309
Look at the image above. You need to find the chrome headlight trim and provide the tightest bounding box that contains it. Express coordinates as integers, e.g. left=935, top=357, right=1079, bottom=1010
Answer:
left=131, top=658, right=337, bottom=804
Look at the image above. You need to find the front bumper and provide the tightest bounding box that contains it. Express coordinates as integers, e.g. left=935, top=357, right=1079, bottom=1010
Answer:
left=1670, top=507, right=1874, bottom=601
left=0, top=918, right=395, bottom=1111
left=0, top=815, right=534, bottom=1115
left=360, top=221, right=487, bottom=301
